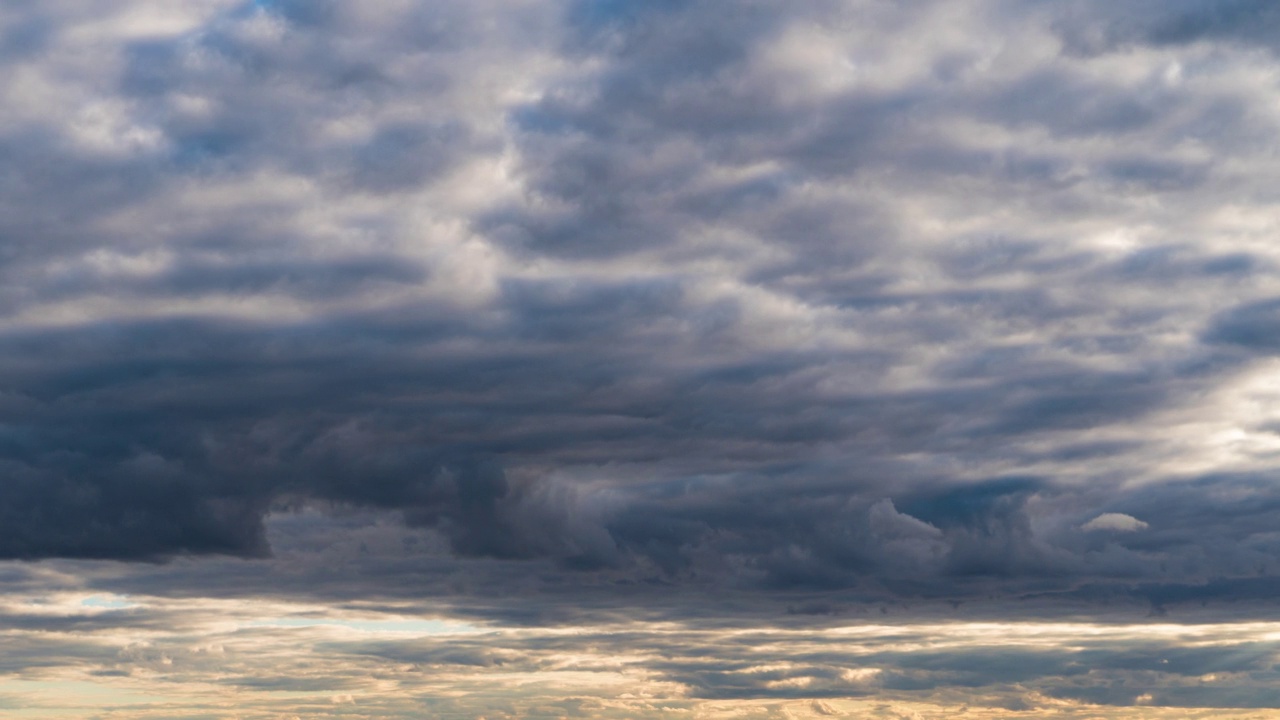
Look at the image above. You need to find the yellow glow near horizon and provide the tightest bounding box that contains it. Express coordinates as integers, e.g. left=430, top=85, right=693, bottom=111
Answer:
left=0, top=589, right=1278, bottom=719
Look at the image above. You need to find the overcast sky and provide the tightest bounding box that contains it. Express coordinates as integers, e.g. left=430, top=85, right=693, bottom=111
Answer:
left=4, top=0, right=1280, bottom=717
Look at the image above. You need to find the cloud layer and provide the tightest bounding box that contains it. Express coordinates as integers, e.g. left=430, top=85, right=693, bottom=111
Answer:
left=5, top=564, right=1280, bottom=720
left=13, top=1, right=1280, bottom=716
left=5, top=0, right=1280, bottom=635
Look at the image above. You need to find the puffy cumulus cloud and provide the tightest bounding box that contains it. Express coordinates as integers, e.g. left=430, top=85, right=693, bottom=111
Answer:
left=6, top=0, right=1280, bottom=635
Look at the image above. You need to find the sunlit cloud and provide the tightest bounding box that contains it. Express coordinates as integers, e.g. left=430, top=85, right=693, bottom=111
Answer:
left=4, top=591, right=1280, bottom=719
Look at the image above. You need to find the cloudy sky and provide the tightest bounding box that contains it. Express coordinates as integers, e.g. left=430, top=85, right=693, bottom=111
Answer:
left=4, top=0, right=1280, bottom=717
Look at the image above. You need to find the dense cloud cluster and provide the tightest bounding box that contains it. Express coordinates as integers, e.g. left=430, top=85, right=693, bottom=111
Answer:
left=4, top=0, right=1280, bottom=621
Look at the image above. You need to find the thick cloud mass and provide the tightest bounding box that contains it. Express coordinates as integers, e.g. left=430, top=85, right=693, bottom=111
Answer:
left=4, top=0, right=1280, bottom=617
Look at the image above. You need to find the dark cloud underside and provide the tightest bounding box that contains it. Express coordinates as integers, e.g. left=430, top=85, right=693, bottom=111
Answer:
left=0, top=0, right=1279, bottom=620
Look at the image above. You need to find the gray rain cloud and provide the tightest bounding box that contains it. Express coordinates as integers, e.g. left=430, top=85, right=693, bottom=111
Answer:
left=3, top=0, right=1280, bottom=624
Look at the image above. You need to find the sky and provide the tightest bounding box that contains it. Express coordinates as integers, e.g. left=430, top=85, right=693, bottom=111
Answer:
left=3, top=0, right=1280, bottom=717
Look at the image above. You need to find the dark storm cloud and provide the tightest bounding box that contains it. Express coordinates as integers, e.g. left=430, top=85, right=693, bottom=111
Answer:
left=2, top=0, right=1280, bottom=632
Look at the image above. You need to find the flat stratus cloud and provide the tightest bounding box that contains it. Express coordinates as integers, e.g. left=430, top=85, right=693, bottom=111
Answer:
left=4, top=571, right=1280, bottom=720
left=5, top=0, right=1280, bottom=716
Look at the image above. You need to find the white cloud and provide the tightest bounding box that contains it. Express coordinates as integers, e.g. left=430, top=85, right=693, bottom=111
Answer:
left=1082, top=512, right=1150, bottom=532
